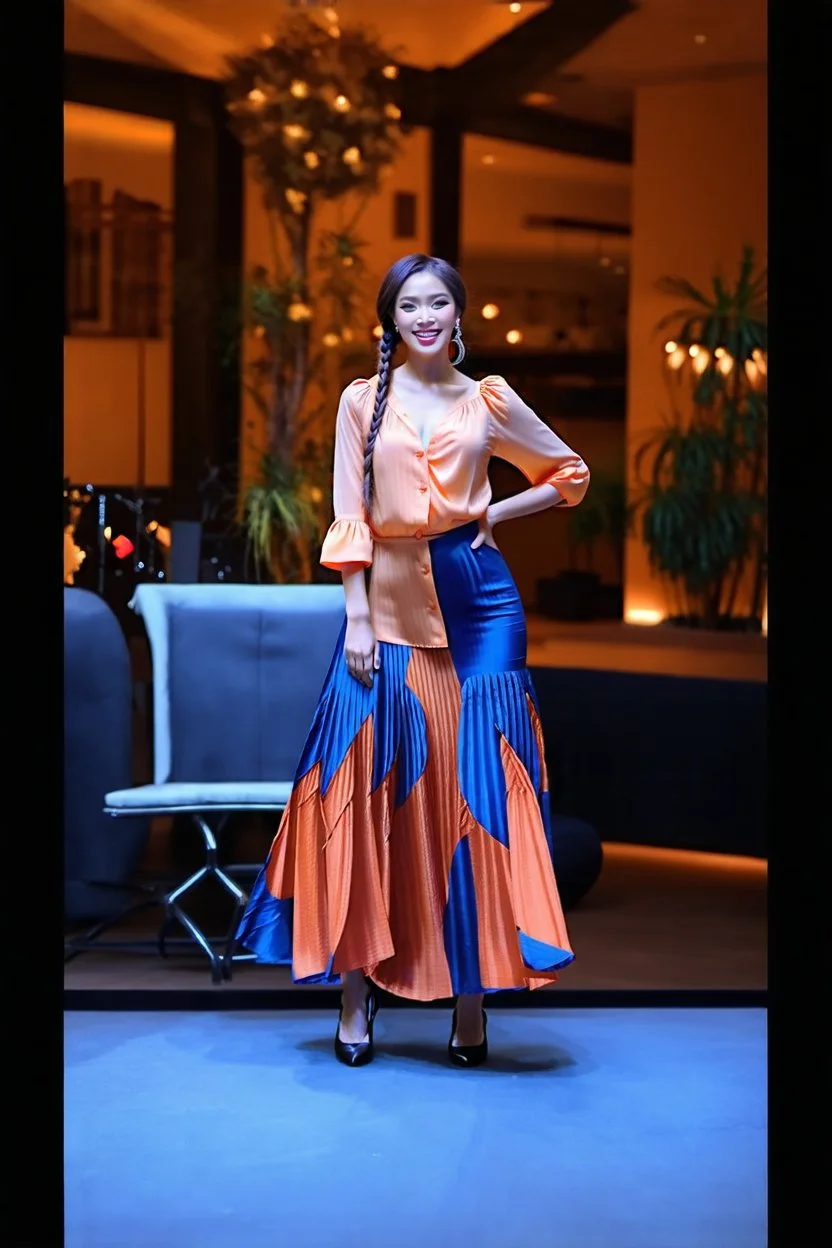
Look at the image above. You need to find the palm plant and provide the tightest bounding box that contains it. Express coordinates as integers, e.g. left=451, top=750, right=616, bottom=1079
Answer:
left=631, top=246, right=767, bottom=630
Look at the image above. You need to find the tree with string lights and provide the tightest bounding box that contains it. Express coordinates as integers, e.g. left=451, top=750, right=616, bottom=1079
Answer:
left=224, top=8, right=402, bottom=578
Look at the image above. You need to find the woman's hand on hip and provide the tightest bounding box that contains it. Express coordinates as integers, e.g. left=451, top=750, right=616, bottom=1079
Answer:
left=470, top=506, right=500, bottom=551
left=344, top=616, right=380, bottom=688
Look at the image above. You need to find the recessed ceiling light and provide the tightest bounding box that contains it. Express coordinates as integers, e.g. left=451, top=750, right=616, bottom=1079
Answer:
left=509, top=3, right=523, bottom=13
left=481, top=153, right=496, bottom=166
left=694, top=34, right=707, bottom=44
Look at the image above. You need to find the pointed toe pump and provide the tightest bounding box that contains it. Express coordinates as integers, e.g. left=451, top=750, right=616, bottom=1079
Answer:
left=335, top=985, right=379, bottom=1068
left=448, top=1007, right=488, bottom=1068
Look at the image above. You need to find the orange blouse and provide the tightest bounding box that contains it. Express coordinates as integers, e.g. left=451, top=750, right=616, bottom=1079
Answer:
left=320, top=373, right=590, bottom=647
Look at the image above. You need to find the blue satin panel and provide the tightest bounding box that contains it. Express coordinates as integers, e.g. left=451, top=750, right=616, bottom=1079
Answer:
left=518, top=929, right=575, bottom=972
left=295, top=620, right=426, bottom=806
left=234, top=863, right=293, bottom=964
left=429, top=522, right=527, bottom=683
left=444, top=835, right=485, bottom=995
left=370, top=641, right=427, bottom=808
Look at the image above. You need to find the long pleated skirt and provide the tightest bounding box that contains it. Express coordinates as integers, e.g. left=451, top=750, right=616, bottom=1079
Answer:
left=235, top=521, right=574, bottom=1000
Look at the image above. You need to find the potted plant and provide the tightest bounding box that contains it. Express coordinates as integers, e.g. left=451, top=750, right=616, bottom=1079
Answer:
left=223, top=11, right=402, bottom=580
left=630, top=245, right=767, bottom=631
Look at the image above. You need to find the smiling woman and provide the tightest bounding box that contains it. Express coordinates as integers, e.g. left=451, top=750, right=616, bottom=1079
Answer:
left=235, top=252, right=592, bottom=1071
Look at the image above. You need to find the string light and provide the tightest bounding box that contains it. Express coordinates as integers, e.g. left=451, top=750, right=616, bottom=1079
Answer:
left=384, top=103, right=402, bottom=120
left=382, top=65, right=399, bottom=80
left=342, top=146, right=361, bottom=166
left=481, top=303, right=500, bottom=320
left=248, top=88, right=266, bottom=105
left=287, top=301, right=313, bottom=323
left=506, top=329, right=523, bottom=345
left=664, top=340, right=677, bottom=353
left=322, top=331, right=341, bottom=347
left=303, top=151, right=320, bottom=169
left=283, top=124, right=311, bottom=142
left=333, top=94, right=351, bottom=112
left=372, top=324, right=383, bottom=339
left=290, top=80, right=309, bottom=98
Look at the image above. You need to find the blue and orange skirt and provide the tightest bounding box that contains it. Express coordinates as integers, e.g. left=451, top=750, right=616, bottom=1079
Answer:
left=235, top=521, right=574, bottom=1000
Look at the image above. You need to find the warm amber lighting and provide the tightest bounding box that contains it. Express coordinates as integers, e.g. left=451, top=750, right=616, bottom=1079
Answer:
left=667, top=347, right=687, bottom=370
left=285, top=188, right=307, bottom=213
left=103, top=526, right=113, bottom=541
left=385, top=103, right=402, bottom=120
left=688, top=344, right=700, bottom=357
left=322, top=332, right=341, bottom=348
left=481, top=153, right=496, bottom=166
left=598, top=255, right=611, bottom=267
left=341, top=327, right=354, bottom=342
left=481, top=303, right=500, bottom=320
left=290, top=80, right=309, bottom=99
left=382, top=65, right=399, bottom=80
left=283, top=124, right=310, bottom=143
left=342, top=255, right=355, bottom=267
left=664, top=340, right=678, bottom=353
left=694, top=34, right=708, bottom=45
left=714, top=346, right=726, bottom=359
left=342, top=146, right=362, bottom=166
left=614, top=265, right=626, bottom=276
left=506, top=329, right=523, bottom=345
left=372, top=324, right=384, bottom=340
left=523, top=92, right=557, bottom=108
left=248, top=88, right=266, bottom=105
left=333, top=94, right=351, bottom=113
left=717, top=353, right=734, bottom=376
left=692, top=348, right=710, bottom=375
left=323, top=6, right=339, bottom=21
left=303, top=151, right=320, bottom=169
left=744, top=359, right=760, bottom=386
left=260, top=35, right=275, bottom=49
left=287, top=301, right=313, bottom=323
left=253, top=325, right=266, bottom=339
left=509, top=3, right=523, bottom=12
left=625, top=608, right=664, bottom=625
left=751, top=347, right=767, bottom=376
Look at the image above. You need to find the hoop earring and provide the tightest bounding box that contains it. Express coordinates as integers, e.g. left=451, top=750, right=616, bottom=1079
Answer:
left=450, top=321, right=466, bottom=366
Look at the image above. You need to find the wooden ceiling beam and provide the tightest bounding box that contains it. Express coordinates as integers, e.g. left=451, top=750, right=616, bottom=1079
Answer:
left=453, top=0, right=637, bottom=112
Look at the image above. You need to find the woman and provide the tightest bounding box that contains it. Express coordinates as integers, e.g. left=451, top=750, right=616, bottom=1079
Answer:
left=236, top=254, right=590, bottom=1068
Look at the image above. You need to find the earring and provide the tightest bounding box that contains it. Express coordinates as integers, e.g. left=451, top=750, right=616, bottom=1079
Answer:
left=450, top=320, right=466, bottom=366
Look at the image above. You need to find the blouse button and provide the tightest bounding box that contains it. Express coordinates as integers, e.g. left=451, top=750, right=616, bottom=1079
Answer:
left=415, top=529, right=423, bottom=539
left=415, top=450, right=425, bottom=459
left=428, top=602, right=437, bottom=611
left=418, top=484, right=428, bottom=493
left=421, top=564, right=430, bottom=575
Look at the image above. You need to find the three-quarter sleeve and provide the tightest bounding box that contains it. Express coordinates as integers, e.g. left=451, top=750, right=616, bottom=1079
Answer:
left=483, top=375, right=590, bottom=507
left=320, top=381, right=374, bottom=570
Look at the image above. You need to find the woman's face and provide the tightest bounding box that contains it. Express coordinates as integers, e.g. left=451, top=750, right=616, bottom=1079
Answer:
left=393, top=271, right=457, bottom=359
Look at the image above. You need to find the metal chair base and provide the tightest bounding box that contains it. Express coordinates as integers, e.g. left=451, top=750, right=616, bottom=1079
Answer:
left=64, top=812, right=256, bottom=984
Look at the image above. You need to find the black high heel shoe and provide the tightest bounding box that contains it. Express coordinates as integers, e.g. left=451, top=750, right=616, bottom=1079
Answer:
left=334, top=984, right=379, bottom=1067
left=448, top=1006, right=488, bottom=1068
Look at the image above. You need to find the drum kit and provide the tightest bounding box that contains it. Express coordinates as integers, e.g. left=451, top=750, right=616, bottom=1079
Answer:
left=64, top=482, right=169, bottom=626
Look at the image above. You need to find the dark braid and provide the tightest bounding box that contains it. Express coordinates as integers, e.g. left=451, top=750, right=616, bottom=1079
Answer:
left=362, top=326, right=397, bottom=515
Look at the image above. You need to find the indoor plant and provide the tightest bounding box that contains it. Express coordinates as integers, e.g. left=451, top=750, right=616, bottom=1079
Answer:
left=631, top=245, right=767, bottom=630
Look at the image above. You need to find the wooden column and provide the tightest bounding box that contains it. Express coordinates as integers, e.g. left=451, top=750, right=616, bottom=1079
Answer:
left=429, top=75, right=463, bottom=267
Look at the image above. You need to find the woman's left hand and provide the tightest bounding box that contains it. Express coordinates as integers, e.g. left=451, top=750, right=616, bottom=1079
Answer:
left=470, top=507, right=500, bottom=551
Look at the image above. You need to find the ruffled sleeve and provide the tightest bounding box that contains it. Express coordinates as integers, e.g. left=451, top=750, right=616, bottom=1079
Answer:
left=320, top=380, right=375, bottom=570
left=481, top=375, right=590, bottom=507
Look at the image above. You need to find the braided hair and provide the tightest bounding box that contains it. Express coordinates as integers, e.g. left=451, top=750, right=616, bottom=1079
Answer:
left=361, top=253, right=467, bottom=517
left=362, top=324, right=396, bottom=514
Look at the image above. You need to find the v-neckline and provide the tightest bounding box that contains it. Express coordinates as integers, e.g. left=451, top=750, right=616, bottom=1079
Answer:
left=386, top=378, right=484, bottom=451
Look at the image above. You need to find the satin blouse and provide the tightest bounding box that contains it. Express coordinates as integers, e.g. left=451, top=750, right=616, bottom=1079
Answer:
left=319, top=373, right=590, bottom=647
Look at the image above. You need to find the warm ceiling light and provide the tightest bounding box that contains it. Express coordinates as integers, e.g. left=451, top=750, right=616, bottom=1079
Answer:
left=481, top=153, right=496, bottom=166
left=506, top=329, right=523, bottom=344
left=481, top=303, right=500, bottom=320
left=694, top=34, right=707, bottom=44
left=509, top=3, right=522, bottom=13
left=664, top=340, right=677, bottom=353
